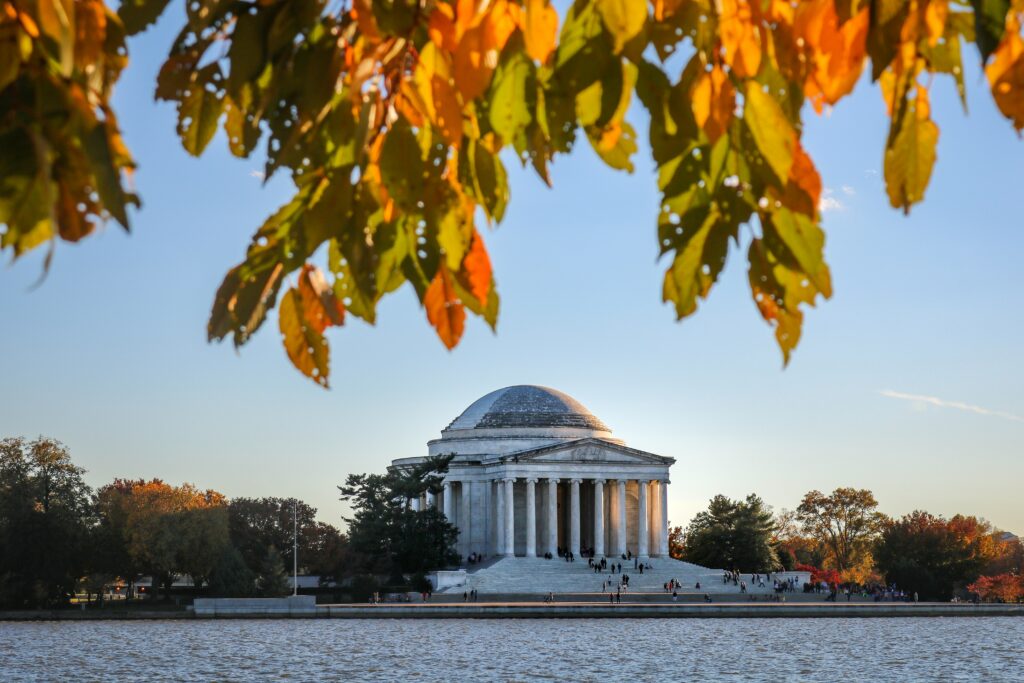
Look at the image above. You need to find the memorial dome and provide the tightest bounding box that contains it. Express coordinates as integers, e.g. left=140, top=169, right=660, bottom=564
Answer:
left=444, top=385, right=610, bottom=432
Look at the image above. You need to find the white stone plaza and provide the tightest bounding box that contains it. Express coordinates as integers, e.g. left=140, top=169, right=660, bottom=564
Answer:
left=392, top=385, right=673, bottom=561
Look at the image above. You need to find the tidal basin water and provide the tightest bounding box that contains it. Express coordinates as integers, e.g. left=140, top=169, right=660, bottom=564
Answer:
left=2, top=617, right=1023, bottom=681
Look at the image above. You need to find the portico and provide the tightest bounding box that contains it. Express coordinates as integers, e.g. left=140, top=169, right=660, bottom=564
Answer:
left=392, top=386, right=674, bottom=560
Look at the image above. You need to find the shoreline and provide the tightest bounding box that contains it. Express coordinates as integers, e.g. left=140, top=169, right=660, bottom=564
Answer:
left=3, top=602, right=1023, bottom=621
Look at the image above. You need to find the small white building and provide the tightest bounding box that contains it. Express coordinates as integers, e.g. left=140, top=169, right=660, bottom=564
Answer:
left=391, top=385, right=674, bottom=561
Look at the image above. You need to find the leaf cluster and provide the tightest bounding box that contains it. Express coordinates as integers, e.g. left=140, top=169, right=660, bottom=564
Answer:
left=4, top=0, right=1024, bottom=377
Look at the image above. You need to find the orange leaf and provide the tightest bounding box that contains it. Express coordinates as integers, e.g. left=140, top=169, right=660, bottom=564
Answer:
left=298, top=264, right=346, bottom=334
left=691, top=65, right=734, bottom=143
left=986, top=17, right=1024, bottom=130
left=453, top=0, right=517, bottom=101
left=924, top=0, right=948, bottom=47
left=796, top=0, right=868, bottom=113
left=424, top=268, right=466, bottom=349
left=523, top=0, right=558, bottom=63
left=429, top=3, right=459, bottom=52
left=460, top=230, right=492, bottom=306
left=718, top=0, right=762, bottom=78
left=413, top=43, right=464, bottom=146
left=782, top=141, right=822, bottom=216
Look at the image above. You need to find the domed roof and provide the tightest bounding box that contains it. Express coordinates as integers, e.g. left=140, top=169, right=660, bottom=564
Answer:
left=445, top=385, right=610, bottom=432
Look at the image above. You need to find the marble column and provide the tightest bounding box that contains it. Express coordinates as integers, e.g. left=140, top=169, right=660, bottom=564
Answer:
left=525, top=478, right=537, bottom=557
left=569, top=479, right=582, bottom=556
left=410, top=496, right=420, bottom=512
left=593, top=479, right=606, bottom=557
left=461, top=482, right=472, bottom=558
left=503, top=478, right=515, bottom=557
left=659, top=480, right=670, bottom=557
left=495, top=479, right=505, bottom=556
left=546, top=478, right=559, bottom=555
left=637, top=479, right=649, bottom=558
left=426, top=490, right=436, bottom=508
left=442, top=482, right=453, bottom=521
left=615, top=479, right=627, bottom=557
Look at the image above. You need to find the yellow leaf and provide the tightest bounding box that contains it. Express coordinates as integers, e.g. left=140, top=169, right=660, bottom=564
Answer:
left=691, top=65, right=734, bottom=143
left=596, top=0, right=647, bottom=53
left=924, top=0, right=948, bottom=47
left=413, top=42, right=464, bottom=146
left=884, top=86, right=939, bottom=212
left=424, top=268, right=466, bottom=350
left=523, top=0, right=558, bottom=63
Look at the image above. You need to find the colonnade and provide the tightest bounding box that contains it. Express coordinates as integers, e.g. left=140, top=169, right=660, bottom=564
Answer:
left=437, top=477, right=670, bottom=559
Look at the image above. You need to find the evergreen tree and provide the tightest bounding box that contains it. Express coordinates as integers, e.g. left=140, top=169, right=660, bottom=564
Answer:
left=257, top=545, right=290, bottom=597
left=681, top=494, right=780, bottom=572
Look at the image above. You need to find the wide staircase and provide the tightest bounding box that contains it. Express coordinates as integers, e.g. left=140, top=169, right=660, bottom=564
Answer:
left=442, top=556, right=805, bottom=596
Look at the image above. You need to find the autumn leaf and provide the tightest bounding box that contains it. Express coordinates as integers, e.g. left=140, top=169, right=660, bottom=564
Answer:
left=718, top=0, right=762, bottom=78
left=523, top=0, right=558, bottom=63
left=884, top=86, right=939, bottom=212
left=279, top=287, right=331, bottom=387
left=424, top=268, right=466, bottom=350
left=596, top=0, right=647, bottom=52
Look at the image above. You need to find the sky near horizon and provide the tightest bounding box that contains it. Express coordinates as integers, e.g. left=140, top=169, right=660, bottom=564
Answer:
left=2, top=10, right=1023, bottom=535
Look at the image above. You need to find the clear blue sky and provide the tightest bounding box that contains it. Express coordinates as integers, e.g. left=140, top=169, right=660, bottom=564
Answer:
left=2, top=10, right=1022, bottom=534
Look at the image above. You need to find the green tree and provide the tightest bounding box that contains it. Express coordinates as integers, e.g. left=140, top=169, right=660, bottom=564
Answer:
left=796, top=487, right=885, bottom=572
left=5, top=0, right=1024, bottom=383
left=680, top=494, right=779, bottom=572
left=339, top=455, right=458, bottom=576
left=256, top=545, right=291, bottom=597
left=0, top=437, right=94, bottom=608
left=207, top=545, right=256, bottom=597
left=875, top=511, right=1000, bottom=600
left=231, top=497, right=319, bottom=577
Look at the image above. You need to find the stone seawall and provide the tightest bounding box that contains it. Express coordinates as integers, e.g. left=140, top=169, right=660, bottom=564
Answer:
left=4, top=602, right=1023, bottom=620
left=314, top=603, right=1024, bottom=619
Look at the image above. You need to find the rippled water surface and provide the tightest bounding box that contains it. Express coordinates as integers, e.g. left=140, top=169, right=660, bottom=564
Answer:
left=2, top=617, right=1022, bottom=682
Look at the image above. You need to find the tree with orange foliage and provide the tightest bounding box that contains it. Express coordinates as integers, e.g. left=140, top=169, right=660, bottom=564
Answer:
left=968, top=573, right=1024, bottom=603
left=4, top=0, right=1024, bottom=384
left=95, top=478, right=229, bottom=599
left=875, top=511, right=1000, bottom=600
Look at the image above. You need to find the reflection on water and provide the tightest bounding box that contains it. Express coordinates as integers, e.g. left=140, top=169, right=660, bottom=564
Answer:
left=1, top=617, right=1022, bottom=682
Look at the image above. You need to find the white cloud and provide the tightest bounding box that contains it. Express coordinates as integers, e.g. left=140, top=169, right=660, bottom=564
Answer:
left=879, top=390, right=1024, bottom=423
left=841, top=185, right=856, bottom=196
left=250, top=170, right=265, bottom=180
left=818, top=188, right=845, bottom=213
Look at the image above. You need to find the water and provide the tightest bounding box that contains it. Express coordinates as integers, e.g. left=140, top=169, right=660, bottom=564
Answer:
left=1, top=617, right=1022, bottom=681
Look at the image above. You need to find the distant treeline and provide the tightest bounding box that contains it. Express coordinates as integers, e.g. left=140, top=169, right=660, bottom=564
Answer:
left=670, top=490, right=1024, bottom=602
left=0, top=437, right=458, bottom=609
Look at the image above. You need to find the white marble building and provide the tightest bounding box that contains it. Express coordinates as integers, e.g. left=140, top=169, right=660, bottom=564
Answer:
left=391, top=386, right=673, bottom=560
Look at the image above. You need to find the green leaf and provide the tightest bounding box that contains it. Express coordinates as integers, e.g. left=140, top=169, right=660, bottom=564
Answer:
left=459, top=140, right=509, bottom=223
left=278, top=287, right=330, bottom=388
left=227, top=9, right=272, bottom=97
left=371, top=0, right=419, bottom=34
left=764, top=207, right=833, bottom=298
left=884, top=97, right=939, bottom=213
left=867, top=0, right=909, bottom=79
left=970, top=0, right=1010, bottom=62
left=328, top=239, right=378, bottom=324
left=921, top=34, right=968, bottom=112
left=118, top=0, right=173, bottom=35
left=489, top=51, right=535, bottom=143
left=379, top=119, right=424, bottom=210
left=554, top=0, right=615, bottom=92
left=743, top=83, right=795, bottom=184
left=177, top=65, right=225, bottom=157
left=83, top=122, right=132, bottom=228
left=595, top=0, right=648, bottom=53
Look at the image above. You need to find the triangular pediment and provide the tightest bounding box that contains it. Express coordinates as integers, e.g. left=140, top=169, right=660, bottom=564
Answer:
left=499, top=438, right=672, bottom=465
